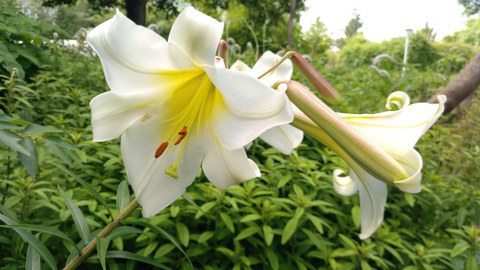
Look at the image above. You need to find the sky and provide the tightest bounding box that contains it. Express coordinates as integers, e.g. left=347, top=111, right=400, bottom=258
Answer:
left=300, top=0, right=469, bottom=42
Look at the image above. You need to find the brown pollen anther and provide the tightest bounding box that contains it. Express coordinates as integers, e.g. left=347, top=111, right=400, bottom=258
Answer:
left=174, top=126, right=188, bottom=145
left=155, top=142, right=169, bottom=158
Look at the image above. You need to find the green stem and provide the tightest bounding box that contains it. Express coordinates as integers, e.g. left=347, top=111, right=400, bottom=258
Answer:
left=257, top=51, right=295, bottom=79
left=63, top=199, right=139, bottom=270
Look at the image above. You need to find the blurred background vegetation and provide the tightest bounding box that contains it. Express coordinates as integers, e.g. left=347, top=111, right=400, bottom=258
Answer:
left=0, top=0, right=479, bottom=269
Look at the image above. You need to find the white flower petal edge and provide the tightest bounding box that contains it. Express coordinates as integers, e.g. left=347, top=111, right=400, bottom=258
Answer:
left=259, top=124, right=303, bottom=155
left=333, top=169, right=358, bottom=196
left=168, top=7, right=223, bottom=67
left=332, top=92, right=446, bottom=238
left=88, top=9, right=294, bottom=217
left=206, top=66, right=294, bottom=149
left=86, top=10, right=196, bottom=93
left=340, top=92, right=447, bottom=153
left=202, top=139, right=260, bottom=190
left=231, top=52, right=303, bottom=154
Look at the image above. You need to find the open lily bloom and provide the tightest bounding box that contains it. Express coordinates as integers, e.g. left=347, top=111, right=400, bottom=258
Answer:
left=231, top=52, right=303, bottom=154
left=87, top=8, right=293, bottom=217
left=331, top=92, right=446, bottom=238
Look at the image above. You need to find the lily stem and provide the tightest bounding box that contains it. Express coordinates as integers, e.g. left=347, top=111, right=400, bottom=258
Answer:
left=257, top=51, right=295, bottom=79
left=63, top=199, right=139, bottom=270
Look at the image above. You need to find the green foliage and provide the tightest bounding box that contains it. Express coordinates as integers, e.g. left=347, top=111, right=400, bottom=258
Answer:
left=446, top=16, right=480, bottom=47
left=0, top=1, right=62, bottom=80
left=458, top=0, right=480, bottom=15
left=1, top=3, right=480, bottom=270
left=344, top=14, right=363, bottom=39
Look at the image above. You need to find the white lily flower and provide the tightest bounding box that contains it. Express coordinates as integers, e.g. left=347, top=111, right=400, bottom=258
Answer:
left=231, top=52, right=303, bottom=154
left=290, top=88, right=445, bottom=239
left=332, top=92, right=446, bottom=238
left=87, top=8, right=293, bottom=217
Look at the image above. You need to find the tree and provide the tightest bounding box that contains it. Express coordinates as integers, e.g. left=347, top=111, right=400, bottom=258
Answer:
left=300, top=17, right=331, bottom=57
left=42, top=0, right=147, bottom=25
left=458, top=0, right=480, bottom=15
left=344, top=14, right=362, bottom=38
left=429, top=51, right=480, bottom=113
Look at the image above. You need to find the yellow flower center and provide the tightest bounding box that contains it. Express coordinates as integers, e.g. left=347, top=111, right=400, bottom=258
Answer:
left=153, top=68, right=221, bottom=178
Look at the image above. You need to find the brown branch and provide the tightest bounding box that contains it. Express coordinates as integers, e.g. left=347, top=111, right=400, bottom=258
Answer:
left=428, top=51, right=480, bottom=114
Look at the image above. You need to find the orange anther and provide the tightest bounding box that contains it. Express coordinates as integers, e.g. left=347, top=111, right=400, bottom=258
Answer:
left=154, top=142, right=168, bottom=158
left=174, top=126, right=188, bottom=145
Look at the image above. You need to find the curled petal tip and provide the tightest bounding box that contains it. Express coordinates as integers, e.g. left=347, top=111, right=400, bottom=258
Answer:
left=386, top=91, right=410, bottom=110
left=333, top=169, right=358, bottom=196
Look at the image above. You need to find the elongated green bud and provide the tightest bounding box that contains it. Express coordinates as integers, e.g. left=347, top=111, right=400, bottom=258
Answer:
left=290, top=52, right=340, bottom=103
left=285, top=80, right=409, bottom=184
left=217, top=39, right=228, bottom=67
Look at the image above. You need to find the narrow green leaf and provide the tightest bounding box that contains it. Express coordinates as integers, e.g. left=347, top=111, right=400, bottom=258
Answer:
left=306, top=214, right=325, bottom=234
left=0, top=129, right=30, bottom=155
left=339, top=234, right=358, bottom=250
left=265, top=248, right=279, bottom=270
left=281, top=208, right=303, bottom=244
left=466, top=252, right=479, bottom=270
left=89, top=251, right=172, bottom=270
left=235, top=226, right=260, bottom=241
left=0, top=224, right=80, bottom=252
left=197, top=231, right=215, bottom=244
left=240, top=214, right=262, bottom=223
left=26, top=244, right=41, bottom=270
left=351, top=205, right=361, bottom=228
left=116, top=181, right=130, bottom=212
left=0, top=214, right=57, bottom=270
left=263, top=224, right=274, bottom=246
left=220, top=212, right=235, bottom=233
left=182, top=193, right=203, bottom=214
left=404, top=193, right=415, bottom=207
left=96, top=236, right=110, bottom=270
left=126, top=220, right=191, bottom=267
left=50, top=162, right=113, bottom=217
left=24, top=123, right=61, bottom=135
left=58, top=187, right=90, bottom=245
left=154, top=243, right=176, bottom=259
left=107, top=226, right=142, bottom=240
left=176, top=222, right=190, bottom=247
left=450, top=241, right=470, bottom=257
left=18, top=138, right=38, bottom=180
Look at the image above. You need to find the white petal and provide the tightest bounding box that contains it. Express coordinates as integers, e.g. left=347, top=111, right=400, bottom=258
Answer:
left=90, top=90, right=158, bottom=141
left=333, top=169, right=358, bottom=196
left=251, top=51, right=293, bottom=86
left=385, top=91, right=410, bottom=110
left=230, top=60, right=251, bottom=73
left=206, top=67, right=294, bottom=149
left=392, top=149, right=423, bottom=193
left=202, top=139, right=260, bottom=190
left=87, top=10, right=195, bottom=93
left=120, top=115, right=207, bottom=217
left=259, top=124, right=303, bottom=155
left=348, top=166, right=388, bottom=239
left=340, top=92, right=446, bottom=152
left=168, top=7, right=223, bottom=66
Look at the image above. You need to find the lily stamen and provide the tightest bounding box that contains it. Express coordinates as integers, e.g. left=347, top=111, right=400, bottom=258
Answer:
left=174, top=126, right=188, bottom=145
left=154, top=142, right=169, bottom=158
left=165, top=163, right=179, bottom=179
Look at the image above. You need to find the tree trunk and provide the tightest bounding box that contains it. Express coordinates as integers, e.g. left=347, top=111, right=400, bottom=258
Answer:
left=287, top=0, right=296, bottom=49
left=429, top=51, right=480, bottom=114
left=125, top=0, right=146, bottom=26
